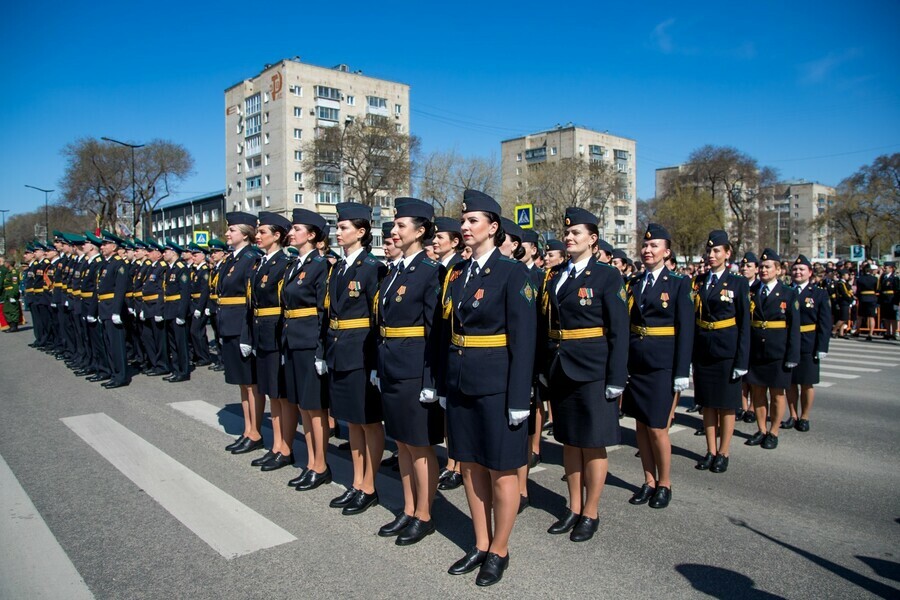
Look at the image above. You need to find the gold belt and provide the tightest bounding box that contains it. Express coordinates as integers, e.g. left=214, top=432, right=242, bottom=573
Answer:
left=548, top=327, right=605, bottom=340
left=254, top=307, right=282, bottom=317
left=630, top=325, right=675, bottom=337
left=380, top=325, right=425, bottom=338
left=218, top=296, right=246, bottom=305
left=142, top=294, right=159, bottom=302
left=190, top=293, right=201, bottom=299
left=285, top=307, right=317, bottom=319
left=696, top=317, right=736, bottom=330
left=210, top=294, right=219, bottom=301
left=330, top=317, right=370, bottom=330
left=751, top=320, right=786, bottom=329
left=98, top=293, right=115, bottom=301
left=860, top=291, right=876, bottom=295
left=451, top=332, right=507, bottom=348
left=799, top=323, right=816, bottom=333
left=164, top=294, right=181, bottom=302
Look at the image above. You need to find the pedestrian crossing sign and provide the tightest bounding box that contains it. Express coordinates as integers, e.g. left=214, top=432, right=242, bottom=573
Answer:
left=515, top=204, right=534, bottom=230
left=193, top=231, right=210, bottom=246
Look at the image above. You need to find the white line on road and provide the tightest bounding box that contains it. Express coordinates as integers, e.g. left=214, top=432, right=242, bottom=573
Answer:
left=819, top=371, right=861, bottom=380
left=0, top=453, right=95, bottom=600
left=817, top=381, right=835, bottom=388
left=62, top=413, right=296, bottom=560
left=819, top=364, right=881, bottom=373
left=827, top=349, right=899, bottom=359
left=824, top=357, right=898, bottom=367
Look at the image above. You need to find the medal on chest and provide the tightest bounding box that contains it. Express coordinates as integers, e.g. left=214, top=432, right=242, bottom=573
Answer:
left=348, top=281, right=361, bottom=297
left=261, top=274, right=268, bottom=288
left=660, top=292, right=669, bottom=308
left=472, top=288, right=484, bottom=308
left=395, top=285, right=406, bottom=302
left=578, top=287, right=593, bottom=306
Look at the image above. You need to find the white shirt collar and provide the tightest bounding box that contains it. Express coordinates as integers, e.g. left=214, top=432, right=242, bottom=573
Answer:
left=566, top=255, right=591, bottom=276
left=440, top=253, right=457, bottom=267
left=796, top=280, right=809, bottom=293
left=763, top=279, right=778, bottom=293
left=400, top=250, right=423, bottom=269
left=343, top=247, right=365, bottom=267
left=471, top=247, right=496, bottom=271
left=645, top=264, right=665, bottom=281
left=297, top=250, right=315, bottom=265
left=263, top=249, right=280, bottom=262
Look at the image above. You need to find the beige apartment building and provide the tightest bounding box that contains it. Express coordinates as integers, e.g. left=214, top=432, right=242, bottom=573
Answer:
left=761, top=180, right=837, bottom=260
left=224, top=58, right=410, bottom=250
left=501, top=125, right=637, bottom=255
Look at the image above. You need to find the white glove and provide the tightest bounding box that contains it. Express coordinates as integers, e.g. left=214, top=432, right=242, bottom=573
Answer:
left=139, top=310, right=145, bottom=320
left=240, top=343, right=252, bottom=357
left=112, top=314, right=122, bottom=325
left=538, top=374, right=548, bottom=387
left=128, top=307, right=136, bottom=316
left=369, top=370, right=380, bottom=391
left=816, top=352, right=827, bottom=361
left=732, top=369, right=748, bottom=379
left=86, top=315, right=97, bottom=324
left=51, top=303, right=57, bottom=308
left=176, top=317, right=185, bottom=325
left=281, top=354, right=285, bottom=365
left=193, top=310, right=201, bottom=319
left=438, top=396, right=447, bottom=409
left=605, top=385, right=624, bottom=399
left=419, top=388, right=437, bottom=403
left=154, top=315, right=163, bottom=323
left=673, top=377, right=690, bottom=393
left=64, top=300, right=69, bottom=307
left=204, top=308, right=211, bottom=316
left=315, top=358, right=328, bottom=375
left=785, top=362, right=797, bottom=369
left=508, top=409, right=530, bottom=426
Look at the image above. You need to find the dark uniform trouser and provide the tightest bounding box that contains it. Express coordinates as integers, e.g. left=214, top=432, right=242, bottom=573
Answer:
left=209, top=311, right=222, bottom=365
left=39, top=304, right=55, bottom=347
left=145, top=318, right=169, bottom=371
left=87, top=319, right=110, bottom=377
left=166, top=319, right=190, bottom=377
left=73, top=315, right=89, bottom=367
left=30, top=302, right=44, bottom=344
left=103, top=319, right=129, bottom=384
left=190, top=313, right=211, bottom=363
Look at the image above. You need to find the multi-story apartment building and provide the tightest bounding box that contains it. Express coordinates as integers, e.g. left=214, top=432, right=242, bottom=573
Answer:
left=224, top=58, right=410, bottom=253
left=761, top=180, right=837, bottom=260
left=501, top=125, right=637, bottom=255
left=149, top=191, right=226, bottom=247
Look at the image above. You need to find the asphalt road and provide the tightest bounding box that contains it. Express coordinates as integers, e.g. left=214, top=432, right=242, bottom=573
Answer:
left=1, top=327, right=898, bottom=599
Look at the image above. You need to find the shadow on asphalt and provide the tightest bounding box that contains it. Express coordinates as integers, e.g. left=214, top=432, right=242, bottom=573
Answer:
left=675, top=564, right=785, bottom=599
left=856, top=556, right=900, bottom=584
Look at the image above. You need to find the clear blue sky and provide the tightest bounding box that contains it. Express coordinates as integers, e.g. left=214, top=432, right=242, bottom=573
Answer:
left=3, top=0, right=898, bottom=219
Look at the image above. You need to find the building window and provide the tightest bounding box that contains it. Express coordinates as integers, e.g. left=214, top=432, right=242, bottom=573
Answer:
left=186, top=214, right=192, bottom=226
left=202, top=211, right=209, bottom=223
left=264, top=132, right=270, bottom=144
left=245, top=135, right=261, bottom=156
left=178, top=216, right=184, bottom=227
left=346, top=95, right=355, bottom=106
left=294, top=150, right=303, bottom=161
left=366, top=96, right=387, bottom=108
left=244, top=93, right=261, bottom=116
left=314, top=85, right=341, bottom=101
left=294, top=172, right=303, bottom=183
left=264, top=154, right=269, bottom=166
left=290, top=85, right=302, bottom=96
left=236, top=163, right=241, bottom=174
left=246, top=176, right=261, bottom=190
left=614, top=149, right=629, bottom=160
left=211, top=209, right=219, bottom=221
left=550, top=147, right=558, bottom=155
left=589, top=145, right=605, bottom=156
left=515, top=167, right=521, bottom=175
left=264, top=196, right=271, bottom=208
left=395, top=124, right=403, bottom=133
left=516, top=153, right=522, bottom=162
left=294, top=106, right=303, bottom=117
left=317, top=191, right=340, bottom=204
left=246, top=156, right=261, bottom=170
left=525, top=148, right=547, bottom=160
left=317, top=170, right=340, bottom=185
left=316, top=106, right=339, bottom=121
left=263, top=91, right=270, bottom=103
left=264, top=174, right=270, bottom=186
left=293, top=128, right=302, bottom=140
left=394, top=104, right=402, bottom=115
left=294, top=193, right=303, bottom=204
left=263, top=112, right=269, bottom=123
left=245, top=114, right=261, bottom=136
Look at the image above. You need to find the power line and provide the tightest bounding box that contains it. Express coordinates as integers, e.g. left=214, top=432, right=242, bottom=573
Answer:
left=768, top=143, right=900, bottom=163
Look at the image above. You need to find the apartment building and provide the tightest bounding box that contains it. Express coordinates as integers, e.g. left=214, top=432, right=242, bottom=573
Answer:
left=501, top=124, right=637, bottom=255
left=224, top=58, right=410, bottom=251
left=761, top=180, right=837, bottom=260
left=149, top=191, right=226, bottom=247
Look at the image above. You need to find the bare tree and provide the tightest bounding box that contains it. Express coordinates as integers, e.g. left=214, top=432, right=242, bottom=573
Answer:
left=4, top=206, right=95, bottom=255
left=418, top=150, right=500, bottom=216
left=655, top=185, right=724, bottom=259
left=635, top=197, right=659, bottom=240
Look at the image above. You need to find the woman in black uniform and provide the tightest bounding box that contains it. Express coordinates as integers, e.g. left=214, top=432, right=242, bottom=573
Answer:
left=540, top=207, right=628, bottom=541
left=439, top=190, right=536, bottom=586
left=249, top=212, right=293, bottom=470
left=282, top=209, right=332, bottom=489
left=325, top=202, right=386, bottom=515
left=375, top=197, right=444, bottom=545
left=623, top=224, right=693, bottom=509
left=692, top=231, right=750, bottom=473
left=219, top=212, right=265, bottom=456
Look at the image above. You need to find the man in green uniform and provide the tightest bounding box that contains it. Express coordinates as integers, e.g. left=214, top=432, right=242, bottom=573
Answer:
left=2, top=255, right=22, bottom=331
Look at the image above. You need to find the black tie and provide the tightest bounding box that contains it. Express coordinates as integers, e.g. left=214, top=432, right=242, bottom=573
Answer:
left=760, top=285, right=769, bottom=303
left=558, top=265, right=576, bottom=297
left=465, top=263, right=480, bottom=289
left=336, top=259, right=347, bottom=279
left=641, top=273, right=654, bottom=309
left=386, top=261, right=404, bottom=298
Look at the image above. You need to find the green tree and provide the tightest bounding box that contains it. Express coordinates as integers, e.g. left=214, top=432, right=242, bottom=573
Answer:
left=655, top=185, right=724, bottom=259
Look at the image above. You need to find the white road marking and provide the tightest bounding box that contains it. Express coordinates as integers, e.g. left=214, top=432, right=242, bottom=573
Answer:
left=828, top=351, right=896, bottom=360
left=0, top=453, right=95, bottom=600
left=817, top=381, right=835, bottom=388
left=824, top=357, right=897, bottom=367
left=819, top=371, right=861, bottom=380
left=62, top=413, right=296, bottom=560
left=819, top=364, right=881, bottom=373
left=170, top=399, right=245, bottom=433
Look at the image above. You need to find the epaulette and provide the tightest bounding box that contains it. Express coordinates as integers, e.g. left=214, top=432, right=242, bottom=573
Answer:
left=594, top=259, right=615, bottom=269
left=311, top=255, right=325, bottom=263
left=198, top=263, right=208, bottom=269
left=113, top=255, right=123, bottom=261
left=364, top=255, right=380, bottom=266
left=669, top=272, right=685, bottom=279
left=160, top=260, right=168, bottom=267
left=421, top=257, right=438, bottom=268
left=498, top=256, right=518, bottom=264
left=240, top=249, right=257, bottom=259
left=175, top=261, right=184, bottom=268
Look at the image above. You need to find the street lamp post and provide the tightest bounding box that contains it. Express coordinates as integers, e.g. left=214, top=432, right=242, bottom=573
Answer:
left=24, top=185, right=53, bottom=241
left=101, top=137, right=145, bottom=237
left=0, top=209, right=9, bottom=253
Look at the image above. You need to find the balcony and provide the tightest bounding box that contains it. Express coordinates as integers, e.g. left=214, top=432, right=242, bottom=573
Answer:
left=525, top=147, right=547, bottom=162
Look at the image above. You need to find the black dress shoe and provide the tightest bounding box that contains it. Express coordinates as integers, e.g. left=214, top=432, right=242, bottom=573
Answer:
left=710, top=454, right=729, bottom=473
left=296, top=467, right=332, bottom=491
left=629, top=483, right=657, bottom=504
left=329, top=488, right=359, bottom=508
left=145, top=368, right=170, bottom=377
left=761, top=433, right=779, bottom=450
left=542, top=420, right=553, bottom=431
left=231, top=437, right=264, bottom=455
left=288, top=467, right=310, bottom=487
left=162, top=374, right=175, bottom=381
left=260, top=452, right=295, bottom=472
left=686, top=404, right=700, bottom=413
left=166, top=374, right=189, bottom=382
left=475, top=552, right=509, bottom=587
left=250, top=450, right=275, bottom=467
left=378, top=513, right=413, bottom=537
left=735, top=408, right=745, bottom=420
left=342, top=490, right=379, bottom=515
left=780, top=417, right=795, bottom=429
left=101, top=380, right=128, bottom=389
left=570, top=516, right=599, bottom=542
left=649, top=486, right=671, bottom=509
left=743, top=411, right=757, bottom=423
left=438, top=468, right=450, bottom=482
left=693, top=427, right=705, bottom=436
left=73, top=369, right=93, bottom=377
left=438, top=471, right=462, bottom=490
left=194, top=360, right=212, bottom=367
left=695, top=452, right=715, bottom=471
left=795, top=419, right=810, bottom=432
left=518, top=495, right=530, bottom=514
left=547, top=509, right=580, bottom=534
left=529, top=453, right=542, bottom=468
left=448, top=547, right=487, bottom=575
left=211, top=364, right=225, bottom=372
left=86, top=374, right=111, bottom=382
left=381, top=452, right=399, bottom=467
left=396, top=517, right=435, bottom=546
left=745, top=430, right=766, bottom=446
left=225, top=436, right=247, bottom=452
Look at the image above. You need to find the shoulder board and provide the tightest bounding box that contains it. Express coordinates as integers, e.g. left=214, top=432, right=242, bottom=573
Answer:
left=160, top=260, right=168, bottom=267
left=498, top=256, right=518, bottom=264
left=240, top=250, right=256, bottom=260
left=311, top=255, right=325, bottom=263
left=113, top=255, right=123, bottom=261
left=421, top=257, right=438, bottom=268
left=199, top=264, right=208, bottom=270
left=594, top=260, right=614, bottom=269
left=364, top=255, right=380, bottom=266
left=175, top=261, right=184, bottom=268
left=669, top=272, right=684, bottom=279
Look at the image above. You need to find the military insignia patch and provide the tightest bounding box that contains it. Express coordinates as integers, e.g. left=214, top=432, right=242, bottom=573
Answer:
left=118, top=267, right=125, bottom=275
left=794, top=300, right=799, bottom=310
left=618, top=286, right=627, bottom=303
left=521, top=282, right=535, bottom=305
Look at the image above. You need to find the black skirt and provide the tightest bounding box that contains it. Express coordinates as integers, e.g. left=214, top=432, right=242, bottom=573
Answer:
left=285, top=348, right=326, bottom=409
left=221, top=335, right=256, bottom=386
left=446, top=391, right=527, bottom=471
left=329, top=368, right=383, bottom=425
left=791, top=353, right=819, bottom=385
left=747, top=359, right=792, bottom=389
left=381, top=376, right=444, bottom=447
left=623, top=367, right=674, bottom=429
left=548, top=367, right=620, bottom=448
left=693, top=357, right=741, bottom=409
left=859, top=302, right=878, bottom=319
left=256, top=349, right=286, bottom=399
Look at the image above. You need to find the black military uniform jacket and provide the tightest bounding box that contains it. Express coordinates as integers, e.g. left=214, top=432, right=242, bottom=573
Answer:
left=163, top=260, right=191, bottom=321
left=250, top=250, right=290, bottom=352
left=376, top=251, right=441, bottom=386
left=748, top=280, right=801, bottom=364
left=324, top=250, right=385, bottom=372
left=190, top=263, right=210, bottom=315
left=215, top=246, right=259, bottom=345
left=281, top=251, right=328, bottom=355
left=794, top=282, right=831, bottom=357
left=141, top=260, right=168, bottom=319
left=441, top=249, right=537, bottom=411
left=47, top=257, right=62, bottom=306
left=208, top=260, right=224, bottom=316
left=878, top=272, right=897, bottom=307
left=856, top=274, right=878, bottom=306
left=626, top=266, right=694, bottom=379
left=539, top=257, right=628, bottom=386
left=70, top=257, right=86, bottom=315
left=97, top=255, right=128, bottom=320
left=81, top=254, right=105, bottom=318
left=692, top=270, right=751, bottom=371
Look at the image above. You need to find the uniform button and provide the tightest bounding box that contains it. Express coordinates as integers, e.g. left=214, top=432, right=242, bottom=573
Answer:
left=457, top=349, right=463, bottom=355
